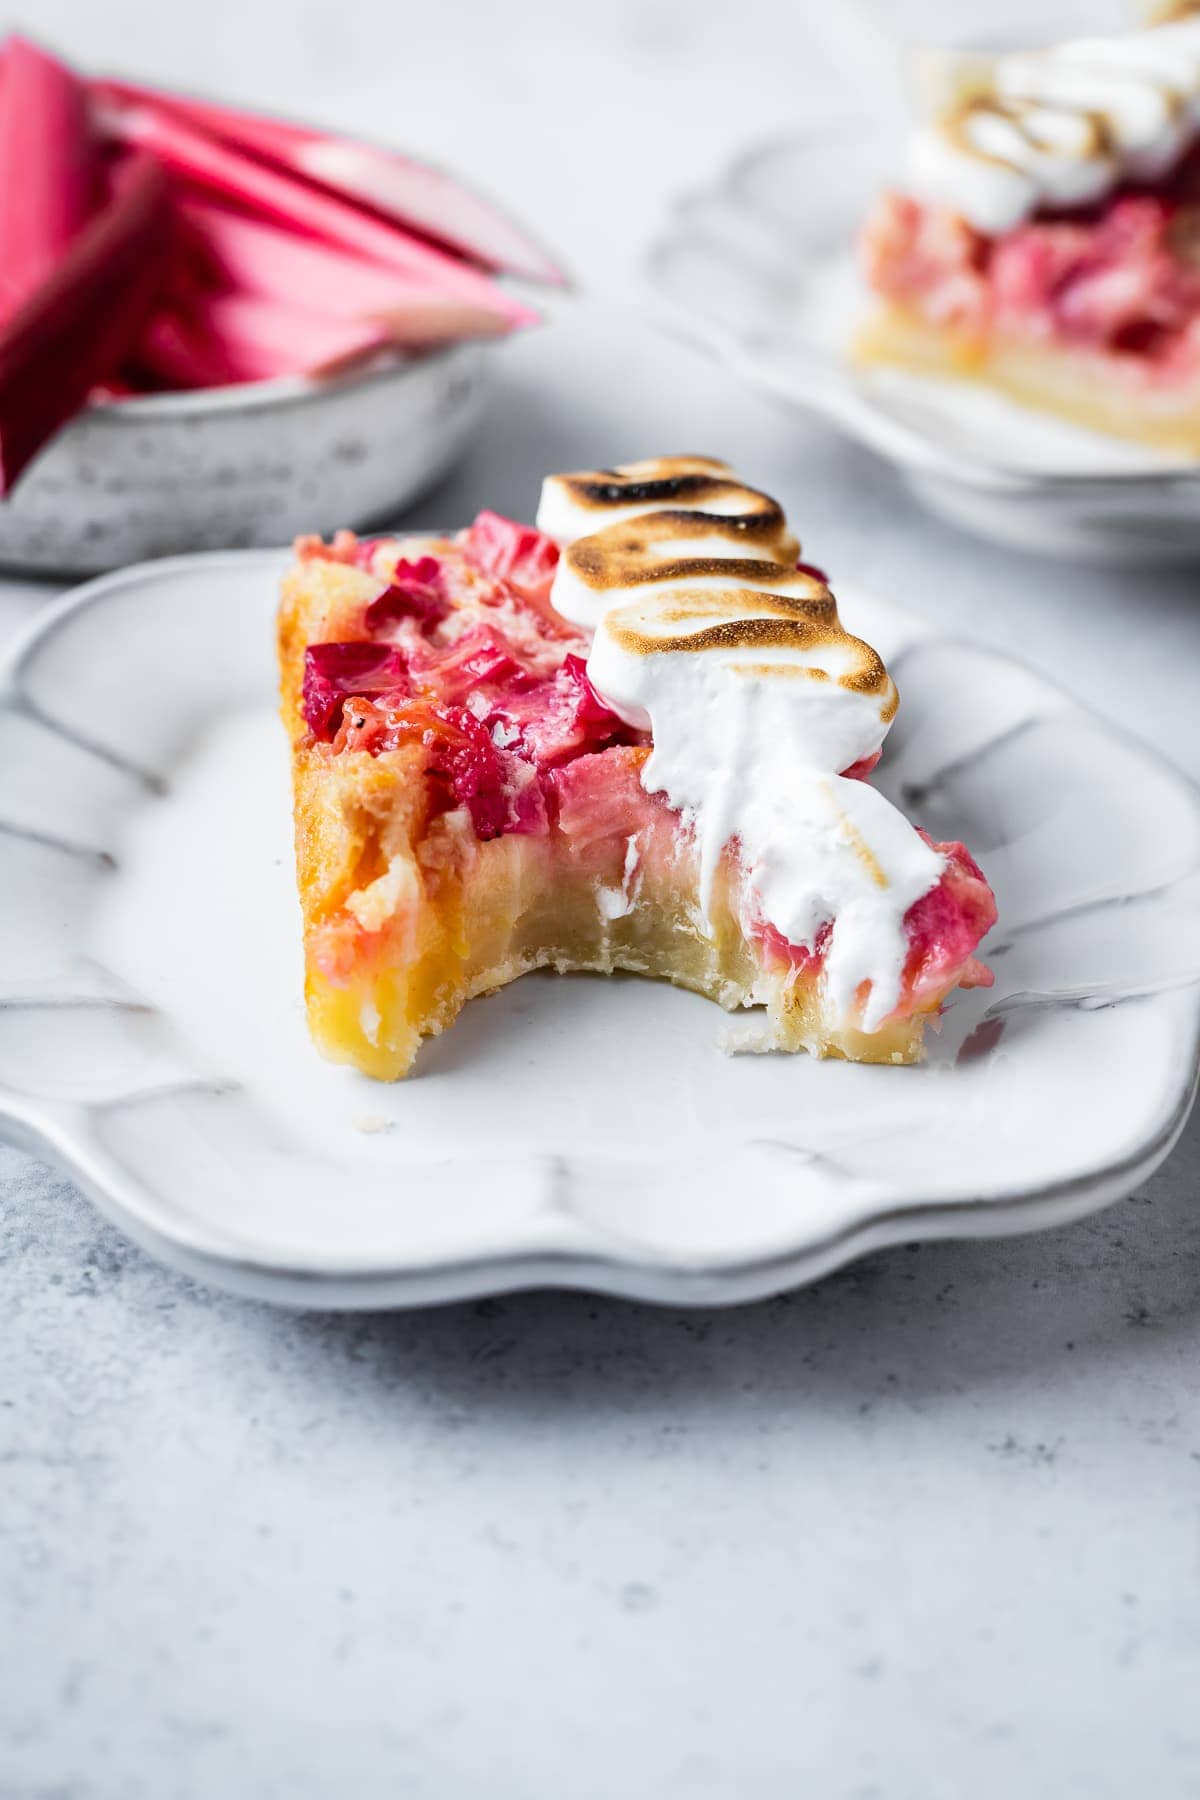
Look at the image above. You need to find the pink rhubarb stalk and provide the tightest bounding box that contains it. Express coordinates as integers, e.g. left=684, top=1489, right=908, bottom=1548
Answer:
left=176, top=198, right=515, bottom=346
left=0, top=35, right=95, bottom=320
left=139, top=290, right=391, bottom=387
left=0, top=149, right=170, bottom=491
left=93, top=87, right=540, bottom=331
left=95, top=78, right=566, bottom=286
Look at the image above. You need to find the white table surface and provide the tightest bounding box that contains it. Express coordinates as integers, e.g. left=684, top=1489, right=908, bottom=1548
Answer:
left=3, top=2, right=1200, bottom=1796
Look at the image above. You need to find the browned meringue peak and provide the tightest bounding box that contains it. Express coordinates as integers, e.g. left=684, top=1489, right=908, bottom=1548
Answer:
left=545, top=457, right=940, bottom=1030
left=600, top=583, right=897, bottom=716
left=577, top=475, right=937, bottom=1027
left=939, top=94, right=1114, bottom=171
left=536, top=456, right=799, bottom=561
left=540, top=454, right=896, bottom=713
left=1145, top=2, right=1200, bottom=22
left=540, top=458, right=814, bottom=636
left=564, top=508, right=808, bottom=597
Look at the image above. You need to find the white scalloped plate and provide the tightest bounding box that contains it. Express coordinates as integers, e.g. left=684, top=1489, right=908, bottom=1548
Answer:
left=644, top=129, right=1200, bottom=563
left=1, top=549, right=1198, bottom=1307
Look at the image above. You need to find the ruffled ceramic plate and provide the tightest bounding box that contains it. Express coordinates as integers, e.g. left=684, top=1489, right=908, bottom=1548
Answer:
left=644, top=128, right=1200, bottom=564
left=1, top=548, right=1197, bottom=1307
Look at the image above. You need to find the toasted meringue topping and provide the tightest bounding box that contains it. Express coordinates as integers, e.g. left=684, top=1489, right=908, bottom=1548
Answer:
left=540, top=459, right=801, bottom=633
left=904, top=16, right=1200, bottom=233
left=538, top=459, right=943, bottom=1031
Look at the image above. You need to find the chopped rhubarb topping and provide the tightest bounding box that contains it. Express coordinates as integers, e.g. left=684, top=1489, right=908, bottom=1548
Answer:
left=485, top=653, right=636, bottom=768
left=332, top=695, right=542, bottom=839
left=900, top=838, right=997, bottom=1009
left=422, top=704, right=515, bottom=840
left=302, top=641, right=408, bottom=738
left=862, top=159, right=1200, bottom=377
left=408, top=624, right=532, bottom=704
left=548, top=745, right=661, bottom=847
left=841, top=750, right=882, bottom=783
left=861, top=192, right=987, bottom=333
left=561, top=653, right=627, bottom=729
left=752, top=917, right=830, bottom=977
left=310, top=551, right=641, bottom=841
left=364, top=558, right=448, bottom=630
left=294, top=529, right=369, bottom=567
left=795, top=558, right=830, bottom=585
left=460, top=510, right=560, bottom=602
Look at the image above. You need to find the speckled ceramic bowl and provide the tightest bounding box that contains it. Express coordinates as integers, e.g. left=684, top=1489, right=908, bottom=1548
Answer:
left=0, top=341, right=487, bottom=577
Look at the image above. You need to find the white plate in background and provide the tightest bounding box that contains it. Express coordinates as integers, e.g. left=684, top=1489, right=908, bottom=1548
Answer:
left=0, top=549, right=1197, bottom=1308
left=644, top=128, right=1200, bottom=564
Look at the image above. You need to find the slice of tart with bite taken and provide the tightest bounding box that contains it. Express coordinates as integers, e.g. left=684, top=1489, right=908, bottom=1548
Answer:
left=278, top=458, right=996, bottom=1080
left=856, top=9, right=1200, bottom=455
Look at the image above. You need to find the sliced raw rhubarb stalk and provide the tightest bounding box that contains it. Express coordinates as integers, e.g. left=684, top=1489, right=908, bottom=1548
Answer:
left=0, top=149, right=169, bottom=491
left=139, top=290, right=390, bottom=386
left=94, top=89, right=540, bottom=331
left=176, top=199, right=516, bottom=345
left=96, top=78, right=566, bottom=286
left=132, top=309, right=244, bottom=391
left=0, top=36, right=95, bottom=319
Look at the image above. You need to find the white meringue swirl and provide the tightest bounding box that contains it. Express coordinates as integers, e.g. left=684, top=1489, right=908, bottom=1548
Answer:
left=537, top=459, right=944, bottom=1031
left=905, top=16, right=1200, bottom=234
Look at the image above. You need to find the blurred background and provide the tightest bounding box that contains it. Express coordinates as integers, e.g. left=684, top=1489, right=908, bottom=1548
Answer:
left=27, top=0, right=1150, bottom=297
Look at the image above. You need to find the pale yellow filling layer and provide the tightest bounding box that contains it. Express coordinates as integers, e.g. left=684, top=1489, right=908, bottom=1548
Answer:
left=854, top=303, right=1200, bottom=458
